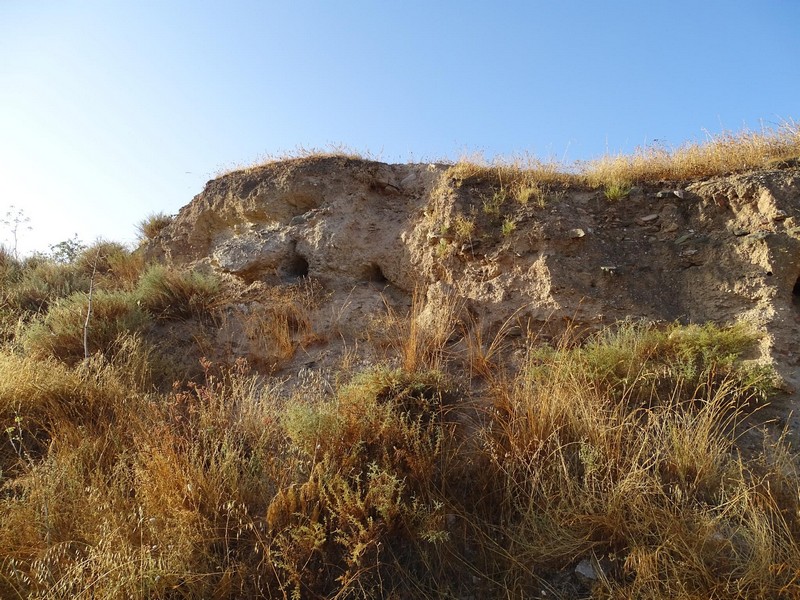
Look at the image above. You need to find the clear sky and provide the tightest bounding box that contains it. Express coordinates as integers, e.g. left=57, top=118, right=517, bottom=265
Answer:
left=1, top=1, right=798, bottom=255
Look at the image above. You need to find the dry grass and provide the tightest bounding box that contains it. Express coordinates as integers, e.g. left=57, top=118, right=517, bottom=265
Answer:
left=219, top=281, right=320, bottom=372
left=1, top=307, right=797, bottom=598
left=136, top=213, right=173, bottom=241
left=215, top=144, right=371, bottom=177
left=136, top=265, right=221, bottom=320
left=584, top=121, right=800, bottom=186
left=441, top=123, right=800, bottom=200
left=376, top=288, right=463, bottom=373
left=478, top=324, right=795, bottom=598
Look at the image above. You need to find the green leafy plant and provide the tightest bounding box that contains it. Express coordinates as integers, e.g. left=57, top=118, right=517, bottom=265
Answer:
left=48, top=235, right=86, bottom=264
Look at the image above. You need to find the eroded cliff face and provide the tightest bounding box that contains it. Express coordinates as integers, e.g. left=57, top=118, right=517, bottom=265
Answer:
left=148, top=156, right=800, bottom=421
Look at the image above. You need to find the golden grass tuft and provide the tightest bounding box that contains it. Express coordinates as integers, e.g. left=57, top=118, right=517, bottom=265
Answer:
left=136, top=212, right=173, bottom=241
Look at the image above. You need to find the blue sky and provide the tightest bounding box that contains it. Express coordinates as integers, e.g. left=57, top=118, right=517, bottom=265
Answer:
left=1, top=1, right=798, bottom=255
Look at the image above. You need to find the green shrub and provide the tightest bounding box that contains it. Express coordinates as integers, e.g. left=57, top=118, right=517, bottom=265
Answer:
left=3, top=260, right=91, bottom=314
left=527, top=321, right=772, bottom=405
left=136, top=265, right=221, bottom=320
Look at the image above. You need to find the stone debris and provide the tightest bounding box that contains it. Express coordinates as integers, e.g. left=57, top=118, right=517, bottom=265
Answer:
left=656, top=189, right=686, bottom=199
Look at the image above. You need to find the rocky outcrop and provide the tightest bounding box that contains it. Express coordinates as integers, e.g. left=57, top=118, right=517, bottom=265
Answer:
left=148, top=156, right=800, bottom=419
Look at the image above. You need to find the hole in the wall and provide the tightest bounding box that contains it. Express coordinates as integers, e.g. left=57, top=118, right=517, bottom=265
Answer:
left=793, top=277, right=800, bottom=305
left=767, top=271, right=774, bottom=277
left=285, top=254, right=309, bottom=278
left=363, top=263, right=388, bottom=284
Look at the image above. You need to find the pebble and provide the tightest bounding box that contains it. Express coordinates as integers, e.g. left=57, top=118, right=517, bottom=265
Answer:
left=575, top=559, right=597, bottom=580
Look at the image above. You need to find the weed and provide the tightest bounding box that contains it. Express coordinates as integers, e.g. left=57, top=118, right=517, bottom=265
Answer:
left=1, top=206, right=31, bottom=260
left=483, top=188, right=507, bottom=217
left=453, top=214, right=476, bottom=242
left=515, top=183, right=545, bottom=207
left=604, top=179, right=631, bottom=201
left=435, top=238, right=451, bottom=258
left=501, top=218, right=516, bottom=236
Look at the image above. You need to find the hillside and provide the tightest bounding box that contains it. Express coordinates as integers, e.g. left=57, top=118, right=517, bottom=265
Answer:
left=149, top=153, right=800, bottom=426
left=3, top=131, right=800, bottom=598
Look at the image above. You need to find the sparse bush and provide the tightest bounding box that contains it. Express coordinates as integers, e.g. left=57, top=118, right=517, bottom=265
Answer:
left=136, top=212, right=173, bottom=241
left=48, top=234, right=86, bottom=264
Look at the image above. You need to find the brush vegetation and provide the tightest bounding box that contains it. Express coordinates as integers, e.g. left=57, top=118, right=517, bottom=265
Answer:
left=2, top=128, right=800, bottom=598
left=0, top=249, right=796, bottom=599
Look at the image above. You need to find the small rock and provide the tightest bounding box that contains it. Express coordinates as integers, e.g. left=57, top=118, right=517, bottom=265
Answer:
left=674, top=233, right=693, bottom=245
left=639, top=213, right=659, bottom=223
left=600, top=265, right=618, bottom=275
left=774, top=210, right=788, bottom=221
left=575, top=558, right=597, bottom=580
left=400, top=173, right=417, bottom=188
left=732, top=227, right=749, bottom=236
left=662, top=222, right=679, bottom=233
left=657, top=189, right=686, bottom=199
left=568, top=228, right=586, bottom=239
